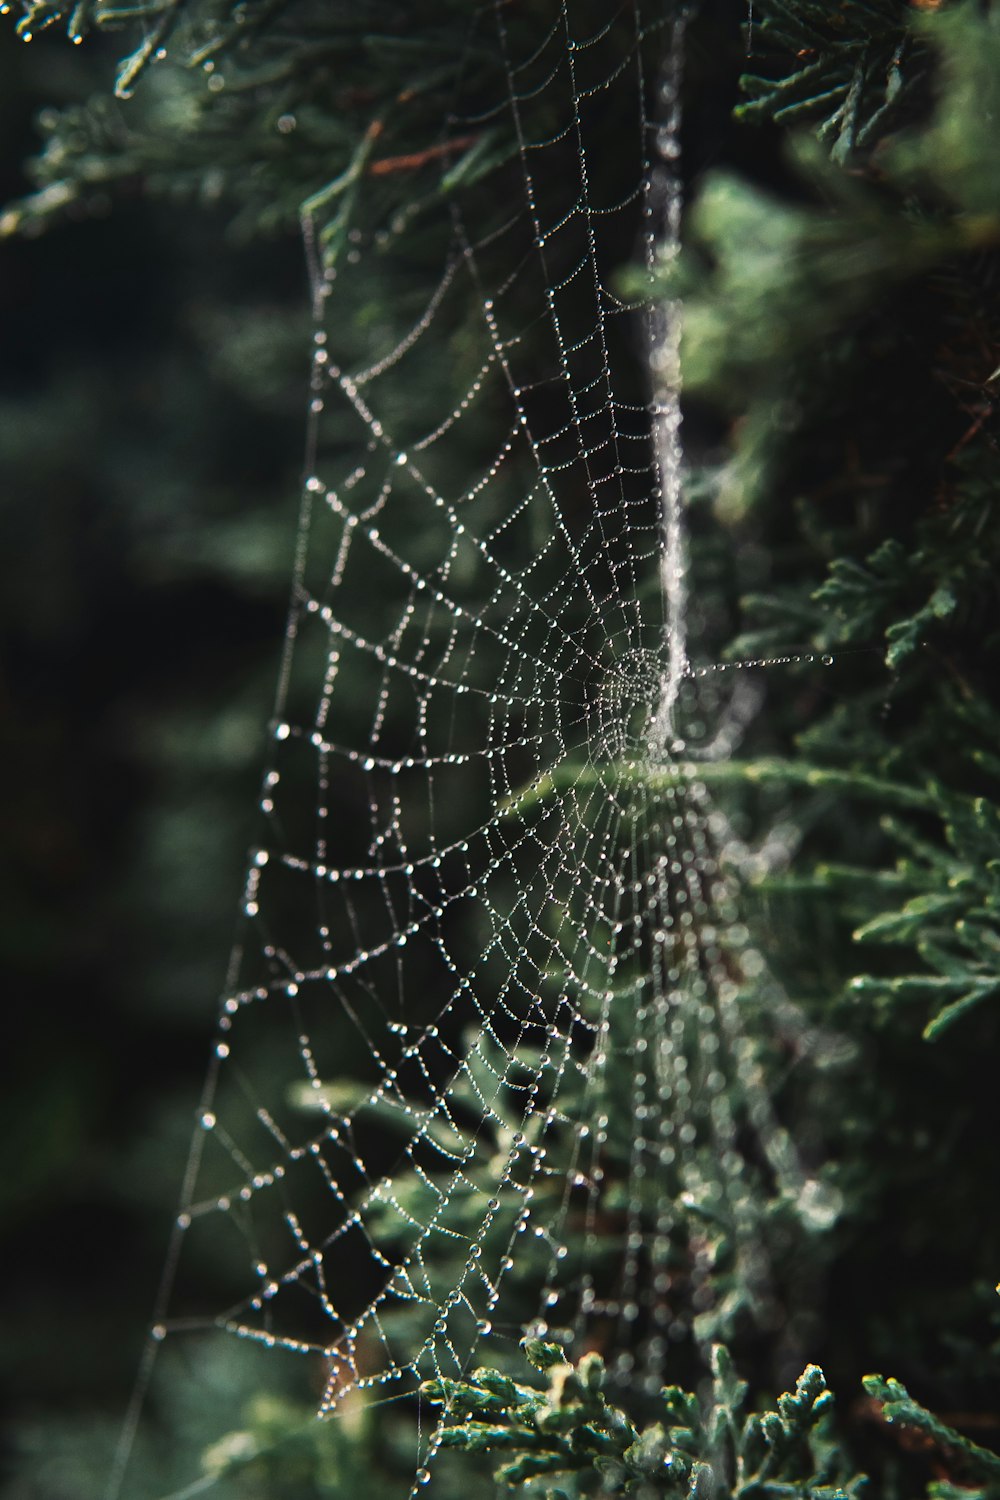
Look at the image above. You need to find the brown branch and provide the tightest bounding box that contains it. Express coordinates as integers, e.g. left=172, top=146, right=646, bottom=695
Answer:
left=368, top=135, right=480, bottom=178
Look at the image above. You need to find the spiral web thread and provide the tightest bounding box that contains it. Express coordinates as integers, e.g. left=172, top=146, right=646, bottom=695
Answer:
left=114, top=6, right=839, bottom=1496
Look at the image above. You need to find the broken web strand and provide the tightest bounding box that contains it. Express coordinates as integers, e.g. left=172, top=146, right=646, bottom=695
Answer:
left=107, top=8, right=849, bottom=1499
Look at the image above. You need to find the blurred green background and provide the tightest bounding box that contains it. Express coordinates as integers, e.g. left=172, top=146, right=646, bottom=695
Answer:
left=0, top=27, right=311, bottom=1469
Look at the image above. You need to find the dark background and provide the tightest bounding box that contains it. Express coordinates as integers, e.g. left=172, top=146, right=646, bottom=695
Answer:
left=0, top=26, right=309, bottom=1465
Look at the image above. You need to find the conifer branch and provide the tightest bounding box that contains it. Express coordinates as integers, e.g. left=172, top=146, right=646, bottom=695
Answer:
left=424, top=1341, right=865, bottom=1498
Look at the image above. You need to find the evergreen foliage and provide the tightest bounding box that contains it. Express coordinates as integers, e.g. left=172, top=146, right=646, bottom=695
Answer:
left=4, top=2, right=1000, bottom=1499
left=736, top=0, right=931, bottom=159
left=862, top=1375, right=1000, bottom=1496
left=423, top=1338, right=863, bottom=1499
left=0, top=0, right=507, bottom=253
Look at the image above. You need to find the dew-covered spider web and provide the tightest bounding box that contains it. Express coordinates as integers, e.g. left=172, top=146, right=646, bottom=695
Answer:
left=113, top=5, right=840, bottom=1496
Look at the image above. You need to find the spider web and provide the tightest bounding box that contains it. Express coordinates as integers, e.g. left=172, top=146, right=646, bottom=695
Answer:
left=112, top=4, right=838, bottom=1495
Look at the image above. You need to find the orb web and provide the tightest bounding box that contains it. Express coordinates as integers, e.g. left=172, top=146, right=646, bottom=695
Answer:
left=112, top=5, right=839, bottom=1496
